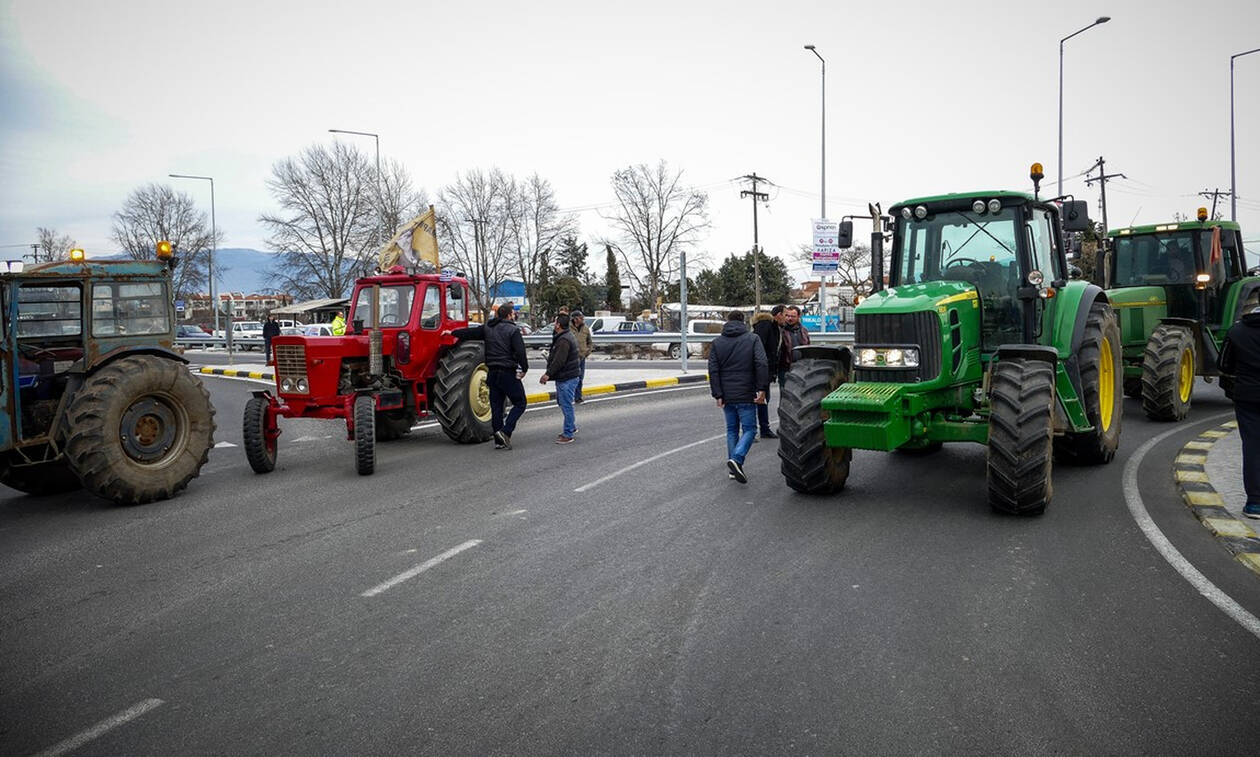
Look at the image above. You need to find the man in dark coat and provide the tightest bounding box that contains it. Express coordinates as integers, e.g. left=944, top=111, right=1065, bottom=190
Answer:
left=708, top=310, right=768, bottom=484
left=751, top=305, right=787, bottom=439
left=540, top=313, right=582, bottom=444
left=449, top=303, right=528, bottom=450
left=1219, top=305, right=1260, bottom=519
left=262, top=314, right=281, bottom=363
left=781, top=305, right=810, bottom=388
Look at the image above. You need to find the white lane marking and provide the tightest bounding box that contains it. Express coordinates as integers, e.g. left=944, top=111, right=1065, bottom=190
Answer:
left=407, top=383, right=708, bottom=430
left=574, top=432, right=726, bottom=493
left=33, top=698, right=165, bottom=757
left=213, top=441, right=237, bottom=448
left=502, top=509, right=528, bottom=516
left=360, top=539, right=482, bottom=597
left=1123, top=414, right=1260, bottom=641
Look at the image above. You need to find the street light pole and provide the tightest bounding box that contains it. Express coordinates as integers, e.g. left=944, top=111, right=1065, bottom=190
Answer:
left=805, top=44, right=828, bottom=332
left=168, top=173, right=217, bottom=334
left=329, top=128, right=382, bottom=247
left=1231, top=48, right=1260, bottom=222
left=1059, top=16, right=1111, bottom=197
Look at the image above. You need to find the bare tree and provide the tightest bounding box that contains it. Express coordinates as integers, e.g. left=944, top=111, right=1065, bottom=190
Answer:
left=34, top=227, right=77, bottom=263
left=507, top=173, right=577, bottom=325
left=602, top=160, right=709, bottom=307
left=260, top=142, right=376, bottom=299
left=438, top=168, right=519, bottom=318
left=796, top=242, right=873, bottom=305
left=111, top=183, right=216, bottom=299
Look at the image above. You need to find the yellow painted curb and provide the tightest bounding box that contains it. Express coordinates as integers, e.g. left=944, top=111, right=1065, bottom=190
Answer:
left=1203, top=518, right=1258, bottom=539
left=1183, top=440, right=1214, bottom=450
left=1175, top=452, right=1208, bottom=466
left=1238, top=554, right=1260, bottom=575
left=1200, top=430, right=1230, bottom=438
left=1223, top=420, right=1238, bottom=429
left=644, top=377, right=679, bottom=389
left=1184, top=490, right=1226, bottom=507
left=1174, top=470, right=1210, bottom=483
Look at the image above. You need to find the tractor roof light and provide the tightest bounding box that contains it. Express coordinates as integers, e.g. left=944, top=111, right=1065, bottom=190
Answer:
left=987, top=198, right=1002, bottom=214
left=69, top=248, right=85, bottom=262
left=1030, top=163, right=1045, bottom=181
left=914, top=205, right=928, bottom=220
left=972, top=200, right=986, bottom=214
left=1197, top=207, right=1209, bottom=222
left=901, top=207, right=912, bottom=220
left=156, top=240, right=174, bottom=260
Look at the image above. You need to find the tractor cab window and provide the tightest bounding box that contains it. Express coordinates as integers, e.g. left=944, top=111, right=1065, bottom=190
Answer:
left=1113, top=232, right=1197, bottom=286
left=17, top=284, right=82, bottom=339
left=1198, top=229, right=1233, bottom=284
left=1027, top=208, right=1061, bottom=280
left=351, top=284, right=415, bottom=328
left=445, top=283, right=466, bottom=322
left=91, top=282, right=170, bottom=337
left=418, top=284, right=441, bottom=329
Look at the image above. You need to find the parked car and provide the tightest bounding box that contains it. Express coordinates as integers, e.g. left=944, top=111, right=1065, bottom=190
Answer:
left=303, top=324, right=336, bottom=337
left=176, top=324, right=208, bottom=339
left=616, top=321, right=657, bottom=334
left=651, top=319, right=724, bottom=359
left=280, top=327, right=304, bottom=336
left=588, top=316, right=627, bottom=334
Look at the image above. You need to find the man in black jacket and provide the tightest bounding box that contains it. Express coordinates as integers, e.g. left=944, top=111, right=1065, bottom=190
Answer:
left=708, top=310, right=768, bottom=483
left=262, top=314, right=281, bottom=363
left=1219, top=305, right=1260, bottom=519
left=751, top=305, right=786, bottom=439
left=540, top=313, right=582, bottom=444
left=450, top=303, right=528, bottom=450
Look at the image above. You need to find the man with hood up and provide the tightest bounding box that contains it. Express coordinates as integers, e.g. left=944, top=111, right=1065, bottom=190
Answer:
left=1219, top=304, right=1260, bottom=519
left=708, top=310, right=768, bottom=484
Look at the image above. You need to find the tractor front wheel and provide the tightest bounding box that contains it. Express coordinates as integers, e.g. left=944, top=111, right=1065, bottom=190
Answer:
left=1141, top=324, right=1195, bottom=421
left=777, top=356, right=851, bottom=494
left=354, top=394, right=375, bottom=475
left=987, top=359, right=1054, bottom=516
left=243, top=396, right=277, bottom=474
left=432, top=342, right=493, bottom=444
left=65, top=356, right=216, bottom=505
left=1055, top=301, right=1122, bottom=464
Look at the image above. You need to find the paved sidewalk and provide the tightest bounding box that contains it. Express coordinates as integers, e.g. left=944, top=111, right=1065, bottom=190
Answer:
left=1205, top=427, right=1247, bottom=520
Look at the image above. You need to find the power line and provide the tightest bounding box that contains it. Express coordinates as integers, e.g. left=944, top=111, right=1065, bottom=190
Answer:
left=1083, top=155, right=1126, bottom=234
left=1198, top=188, right=1233, bottom=220
left=740, top=173, right=770, bottom=309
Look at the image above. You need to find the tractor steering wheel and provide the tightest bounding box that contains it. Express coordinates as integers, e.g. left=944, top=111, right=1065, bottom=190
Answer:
left=945, top=257, right=982, bottom=268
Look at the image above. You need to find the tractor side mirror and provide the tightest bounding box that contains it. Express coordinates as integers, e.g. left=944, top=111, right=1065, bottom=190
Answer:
left=836, top=220, right=853, bottom=249
left=1060, top=200, right=1091, bottom=232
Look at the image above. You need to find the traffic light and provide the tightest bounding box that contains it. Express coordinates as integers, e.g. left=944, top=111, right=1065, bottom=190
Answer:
left=156, top=240, right=174, bottom=259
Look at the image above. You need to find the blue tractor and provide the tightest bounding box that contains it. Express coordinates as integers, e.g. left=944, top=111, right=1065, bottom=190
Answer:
left=0, top=248, right=215, bottom=504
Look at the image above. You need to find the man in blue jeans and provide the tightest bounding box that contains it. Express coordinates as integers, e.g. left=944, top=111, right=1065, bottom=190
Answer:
left=540, top=313, right=582, bottom=444
left=708, top=310, right=768, bottom=483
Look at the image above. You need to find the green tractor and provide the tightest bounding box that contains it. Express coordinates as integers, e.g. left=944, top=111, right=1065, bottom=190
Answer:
left=1104, top=210, right=1257, bottom=420
left=0, top=248, right=216, bottom=504
left=778, top=166, right=1123, bottom=515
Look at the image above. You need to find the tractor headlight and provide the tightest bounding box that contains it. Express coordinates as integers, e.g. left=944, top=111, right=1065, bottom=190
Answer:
left=854, top=347, right=920, bottom=368
left=281, top=377, right=294, bottom=392
left=1027, top=269, right=1044, bottom=286
left=296, top=378, right=309, bottom=393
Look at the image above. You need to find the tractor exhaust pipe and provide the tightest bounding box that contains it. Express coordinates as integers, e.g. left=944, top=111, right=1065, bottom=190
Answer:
left=369, top=328, right=383, bottom=376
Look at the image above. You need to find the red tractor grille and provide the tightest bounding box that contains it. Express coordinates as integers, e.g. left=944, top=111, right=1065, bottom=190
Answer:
left=274, top=344, right=307, bottom=379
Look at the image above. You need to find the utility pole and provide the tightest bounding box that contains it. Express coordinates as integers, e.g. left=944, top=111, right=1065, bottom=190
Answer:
left=1083, top=156, right=1125, bottom=239
left=740, top=173, right=770, bottom=309
left=1198, top=188, right=1232, bottom=220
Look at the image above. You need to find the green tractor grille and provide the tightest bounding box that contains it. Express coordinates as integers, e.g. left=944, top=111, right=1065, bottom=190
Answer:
left=853, top=311, right=942, bottom=383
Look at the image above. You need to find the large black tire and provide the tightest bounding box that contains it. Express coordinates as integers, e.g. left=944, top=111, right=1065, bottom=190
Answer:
left=777, top=356, right=852, bottom=494
left=432, top=342, right=493, bottom=444
left=1055, top=302, right=1123, bottom=465
left=1141, top=324, right=1195, bottom=421
left=64, top=356, right=216, bottom=505
left=375, top=410, right=415, bottom=441
left=987, top=359, right=1054, bottom=516
left=354, top=394, right=375, bottom=475
left=0, top=454, right=80, bottom=496
left=243, top=396, right=276, bottom=474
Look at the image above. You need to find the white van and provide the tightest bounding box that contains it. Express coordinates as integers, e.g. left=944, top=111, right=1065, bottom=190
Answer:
left=652, top=319, right=725, bottom=359
left=587, top=315, right=627, bottom=334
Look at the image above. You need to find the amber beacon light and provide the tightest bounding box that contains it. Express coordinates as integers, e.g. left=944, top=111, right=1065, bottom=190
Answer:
left=156, top=240, right=174, bottom=259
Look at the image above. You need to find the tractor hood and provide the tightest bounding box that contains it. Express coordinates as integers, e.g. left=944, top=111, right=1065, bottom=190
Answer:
left=856, top=279, right=978, bottom=315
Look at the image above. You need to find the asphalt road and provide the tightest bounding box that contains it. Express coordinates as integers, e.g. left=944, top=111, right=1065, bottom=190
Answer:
left=2, top=376, right=1259, bottom=755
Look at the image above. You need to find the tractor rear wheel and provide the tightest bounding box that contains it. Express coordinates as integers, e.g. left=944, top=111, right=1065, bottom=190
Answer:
left=987, top=359, right=1054, bottom=516
left=432, top=342, right=493, bottom=444
left=375, top=410, right=415, bottom=441
left=0, top=454, right=80, bottom=496
left=354, top=394, right=375, bottom=475
left=64, top=356, right=216, bottom=505
left=777, top=356, right=851, bottom=494
left=1055, top=301, right=1122, bottom=464
left=1141, top=324, right=1195, bottom=421
left=243, top=396, right=276, bottom=474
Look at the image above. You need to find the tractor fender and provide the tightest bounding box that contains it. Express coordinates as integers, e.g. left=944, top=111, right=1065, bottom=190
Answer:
left=1051, top=283, right=1107, bottom=398
left=1157, top=316, right=1219, bottom=375
left=76, top=345, right=189, bottom=375
left=1228, top=278, right=1260, bottom=324
left=792, top=345, right=852, bottom=374
left=994, top=344, right=1058, bottom=364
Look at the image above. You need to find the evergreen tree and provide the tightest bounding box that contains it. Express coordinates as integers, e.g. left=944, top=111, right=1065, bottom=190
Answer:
left=605, top=245, right=623, bottom=311
left=556, top=235, right=588, bottom=279
left=708, top=252, right=792, bottom=305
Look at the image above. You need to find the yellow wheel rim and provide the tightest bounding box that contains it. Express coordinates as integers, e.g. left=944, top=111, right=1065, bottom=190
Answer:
left=1099, top=336, right=1115, bottom=433
left=1178, top=348, right=1194, bottom=403
left=470, top=364, right=491, bottom=422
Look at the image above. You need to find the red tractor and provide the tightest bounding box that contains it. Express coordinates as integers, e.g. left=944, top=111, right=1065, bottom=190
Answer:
left=243, top=269, right=492, bottom=475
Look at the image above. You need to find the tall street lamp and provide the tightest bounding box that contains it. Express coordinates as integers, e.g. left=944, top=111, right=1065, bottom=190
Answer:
left=1059, top=16, right=1111, bottom=197
left=169, top=173, right=217, bottom=334
left=1231, top=47, right=1260, bottom=222
left=804, top=44, right=828, bottom=331
left=328, top=128, right=382, bottom=246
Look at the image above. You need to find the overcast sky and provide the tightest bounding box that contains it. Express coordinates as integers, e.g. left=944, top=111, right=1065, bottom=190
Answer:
left=2, top=0, right=1258, bottom=285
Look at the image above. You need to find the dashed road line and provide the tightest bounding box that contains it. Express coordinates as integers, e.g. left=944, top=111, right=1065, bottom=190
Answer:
left=1171, top=419, right=1260, bottom=576
left=360, top=539, right=482, bottom=597
left=32, top=698, right=165, bottom=757
left=1122, top=414, right=1260, bottom=641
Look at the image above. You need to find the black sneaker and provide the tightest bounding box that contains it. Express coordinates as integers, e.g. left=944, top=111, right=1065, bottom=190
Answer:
left=727, top=459, right=747, bottom=484
left=493, top=430, right=511, bottom=450
left=759, top=429, right=778, bottom=439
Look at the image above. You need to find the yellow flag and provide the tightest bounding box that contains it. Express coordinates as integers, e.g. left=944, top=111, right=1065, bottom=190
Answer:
left=377, top=206, right=440, bottom=270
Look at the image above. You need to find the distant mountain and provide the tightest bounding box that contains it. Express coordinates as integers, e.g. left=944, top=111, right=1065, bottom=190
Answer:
left=209, top=248, right=283, bottom=295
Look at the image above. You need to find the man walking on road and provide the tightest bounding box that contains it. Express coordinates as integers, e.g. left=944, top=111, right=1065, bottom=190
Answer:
left=540, top=313, right=581, bottom=444
left=1219, top=304, right=1260, bottom=519
left=571, top=310, right=594, bottom=403
left=262, top=313, right=281, bottom=364
left=448, top=303, right=529, bottom=450
left=708, top=310, right=768, bottom=484
left=781, top=305, right=810, bottom=388
left=751, top=305, right=787, bottom=439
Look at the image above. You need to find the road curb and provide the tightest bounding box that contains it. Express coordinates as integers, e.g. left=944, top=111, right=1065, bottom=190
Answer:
left=195, top=366, right=710, bottom=401
left=1173, top=420, right=1260, bottom=576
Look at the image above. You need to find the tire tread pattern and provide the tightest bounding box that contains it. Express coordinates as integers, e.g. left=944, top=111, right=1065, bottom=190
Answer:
left=987, top=359, right=1054, bottom=515
left=1055, top=301, right=1122, bottom=465
left=1141, top=324, right=1194, bottom=421
left=777, top=357, right=851, bottom=494
left=432, top=342, right=493, bottom=444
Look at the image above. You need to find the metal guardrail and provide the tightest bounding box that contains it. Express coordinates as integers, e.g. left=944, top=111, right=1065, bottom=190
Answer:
left=179, top=331, right=855, bottom=351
